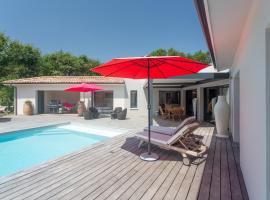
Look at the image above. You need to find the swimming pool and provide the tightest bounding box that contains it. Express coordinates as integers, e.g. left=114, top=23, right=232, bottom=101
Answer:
left=0, top=125, right=108, bottom=176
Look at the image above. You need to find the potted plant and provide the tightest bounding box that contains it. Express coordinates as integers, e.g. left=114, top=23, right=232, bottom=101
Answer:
left=23, top=100, right=33, bottom=115
left=77, top=101, right=86, bottom=116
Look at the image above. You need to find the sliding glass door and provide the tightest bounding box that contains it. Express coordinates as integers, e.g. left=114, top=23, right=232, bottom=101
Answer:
left=93, top=91, right=113, bottom=108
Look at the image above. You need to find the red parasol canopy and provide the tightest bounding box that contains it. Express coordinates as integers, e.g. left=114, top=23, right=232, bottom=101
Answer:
left=64, top=83, right=103, bottom=92
left=91, top=56, right=208, bottom=79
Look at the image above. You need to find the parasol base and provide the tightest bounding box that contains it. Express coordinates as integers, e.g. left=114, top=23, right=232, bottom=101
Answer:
left=140, top=152, right=159, bottom=161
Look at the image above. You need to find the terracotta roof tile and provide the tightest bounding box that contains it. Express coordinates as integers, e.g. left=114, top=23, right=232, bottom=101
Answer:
left=2, top=76, right=125, bottom=84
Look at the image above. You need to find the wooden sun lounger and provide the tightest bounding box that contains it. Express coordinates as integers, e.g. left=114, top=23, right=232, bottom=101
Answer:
left=136, top=122, right=207, bottom=165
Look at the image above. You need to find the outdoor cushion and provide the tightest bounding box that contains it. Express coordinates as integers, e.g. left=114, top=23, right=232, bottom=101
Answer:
left=143, top=116, right=196, bottom=136
left=136, top=131, right=170, bottom=145
left=143, top=126, right=175, bottom=136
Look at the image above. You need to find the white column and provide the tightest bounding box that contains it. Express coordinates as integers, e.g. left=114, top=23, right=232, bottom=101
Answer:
left=197, top=87, right=204, bottom=122
left=13, top=87, right=17, bottom=116
left=181, top=89, right=186, bottom=115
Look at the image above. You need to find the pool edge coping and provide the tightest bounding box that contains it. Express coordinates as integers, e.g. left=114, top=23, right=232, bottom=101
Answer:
left=0, top=122, right=71, bottom=136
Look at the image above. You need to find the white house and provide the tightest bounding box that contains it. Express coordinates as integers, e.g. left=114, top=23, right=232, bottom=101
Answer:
left=195, top=0, right=270, bottom=199
left=3, top=76, right=147, bottom=115
left=4, top=65, right=229, bottom=122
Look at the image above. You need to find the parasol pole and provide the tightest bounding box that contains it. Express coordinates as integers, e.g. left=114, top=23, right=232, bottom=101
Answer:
left=140, top=58, right=159, bottom=161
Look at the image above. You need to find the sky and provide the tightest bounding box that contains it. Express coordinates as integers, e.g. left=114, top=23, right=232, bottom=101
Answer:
left=0, top=0, right=208, bottom=62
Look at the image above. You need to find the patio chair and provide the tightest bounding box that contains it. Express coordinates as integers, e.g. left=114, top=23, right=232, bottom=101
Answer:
left=159, top=106, right=170, bottom=119
left=111, top=107, right=122, bottom=119
left=117, top=108, right=127, bottom=120
left=83, top=110, right=94, bottom=120
left=137, top=122, right=207, bottom=165
left=89, top=107, right=99, bottom=119
left=143, top=116, right=196, bottom=136
left=171, top=107, right=185, bottom=121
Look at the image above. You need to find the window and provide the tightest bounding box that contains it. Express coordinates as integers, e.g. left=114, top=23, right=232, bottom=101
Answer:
left=159, top=91, right=181, bottom=106
left=94, top=91, right=113, bottom=108
left=130, top=90, right=138, bottom=108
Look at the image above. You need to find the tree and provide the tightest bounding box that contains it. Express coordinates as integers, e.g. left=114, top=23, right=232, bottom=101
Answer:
left=0, top=33, right=42, bottom=109
left=39, top=51, right=100, bottom=76
left=149, top=48, right=167, bottom=56
left=149, top=48, right=211, bottom=64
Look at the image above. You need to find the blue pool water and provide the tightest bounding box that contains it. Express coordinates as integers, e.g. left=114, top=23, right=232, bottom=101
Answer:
left=0, top=125, right=108, bottom=176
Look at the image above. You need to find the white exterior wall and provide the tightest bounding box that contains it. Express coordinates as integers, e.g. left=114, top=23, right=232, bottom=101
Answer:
left=16, top=85, right=37, bottom=115
left=124, top=79, right=148, bottom=116
left=230, top=0, right=270, bottom=199
left=15, top=83, right=127, bottom=115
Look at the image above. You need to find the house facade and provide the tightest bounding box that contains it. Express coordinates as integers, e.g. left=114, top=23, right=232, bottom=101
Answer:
left=195, top=0, right=270, bottom=199
left=4, top=66, right=229, bottom=121
left=3, top=76, right=147, bottom=115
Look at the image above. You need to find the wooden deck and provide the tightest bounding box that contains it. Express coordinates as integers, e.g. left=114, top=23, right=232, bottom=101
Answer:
left=0, top=125, right=248, bottom=200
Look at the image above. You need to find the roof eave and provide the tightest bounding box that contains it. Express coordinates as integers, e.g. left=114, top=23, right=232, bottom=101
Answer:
left=194, top=0, right=217, bottom=67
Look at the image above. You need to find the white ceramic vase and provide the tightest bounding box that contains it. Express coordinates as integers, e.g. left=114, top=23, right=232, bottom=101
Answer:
left=214, top=96, right=230, bottom=138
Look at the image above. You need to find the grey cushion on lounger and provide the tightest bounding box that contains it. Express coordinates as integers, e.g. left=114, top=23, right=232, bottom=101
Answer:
left=136, top=131, right=170, bottom=145
left=137, top=122, right=200, bottom=146
left=143, top=116, right=196, bottom=136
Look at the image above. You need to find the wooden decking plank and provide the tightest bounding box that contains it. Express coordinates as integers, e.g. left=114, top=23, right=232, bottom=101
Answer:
left=151, top=161, right=183, bottom=200
left=198, top=132, right=217, bottom=200
left=128, top=155, right=172, bottom=200
left=117, top=151, right=171, bottom=200
left=186, top=127, right=214, bottom=200
left=178, top=126, right=209, bottom=200
left=232, top=142, right=249, bottom=200
left=226, top=139, right=243, bottom=200
left=209, top=137, right=221, bottom=200
left=49, top=142, right=148, bottom=200
left=0, top=124, right=248, bottom=200
left=0, top=133, right=131, bottom=186
left=175, top=164, right=198, bottom=200
left=0, top=144, right=125, bottom=198
left=81, top=150, right=170, bottom=199
left=162, top=127, right=211, bottom=200
left=0, top=136, right=136, bottom=199
left=0, top=133, right=130, bottom=191
left=83, top=154, right=147, bottom=200
left=220, top=139, right=231, bottom=200
left=22, top=140, right=141, bottom=200
left=96, top=156, right=156, bottom=200
left=163, top=164, right=189, bottom=200
left=139, top=160, right=177, bottom=200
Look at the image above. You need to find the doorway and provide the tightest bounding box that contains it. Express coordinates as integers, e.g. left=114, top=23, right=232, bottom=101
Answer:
left=159, top=91, right=181, bottom=107
left=204, top=87, right=218, bottom=122
left=37, top=91, right=45, bottom=114
left=186, top=89, right=197, bottom=116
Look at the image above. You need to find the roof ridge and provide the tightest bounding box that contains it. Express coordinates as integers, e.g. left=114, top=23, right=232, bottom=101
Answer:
left=2, top=76, right=125, bottom=85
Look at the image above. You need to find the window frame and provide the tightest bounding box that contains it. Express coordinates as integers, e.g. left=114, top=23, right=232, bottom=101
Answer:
left=130, top=90, right=138, bottom=109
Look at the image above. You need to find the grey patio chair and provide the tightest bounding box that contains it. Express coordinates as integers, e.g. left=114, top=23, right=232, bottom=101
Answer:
left=136, top=122, right=207, bottom=165
left=111, top=107, right=122, bottom=119
left=117, top=108, right=127, bottom=120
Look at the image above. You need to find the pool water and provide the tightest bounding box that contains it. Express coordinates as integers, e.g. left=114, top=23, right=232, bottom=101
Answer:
left=0, top=125, right=108, bottom=176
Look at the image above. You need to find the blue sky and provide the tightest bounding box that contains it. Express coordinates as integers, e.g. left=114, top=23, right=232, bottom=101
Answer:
left=0, top=0, right=207, bottom=62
